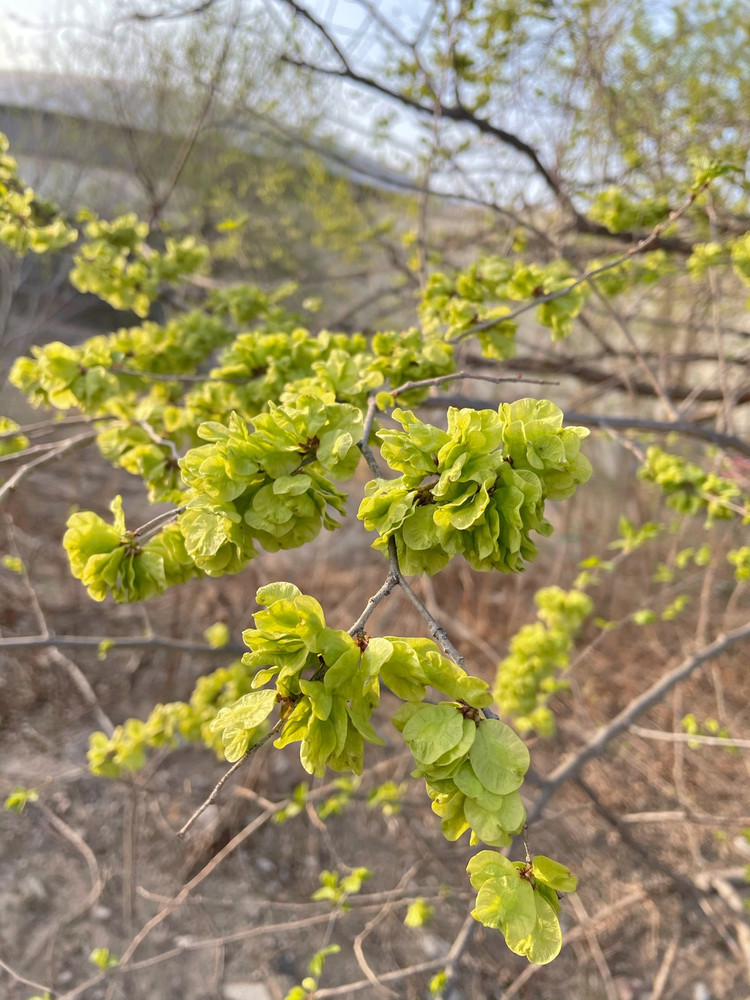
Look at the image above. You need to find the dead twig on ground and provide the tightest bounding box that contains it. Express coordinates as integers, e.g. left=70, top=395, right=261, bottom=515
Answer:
left=528, top=622, right=750, bottom=824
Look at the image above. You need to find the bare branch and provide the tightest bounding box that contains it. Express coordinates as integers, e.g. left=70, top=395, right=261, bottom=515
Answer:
left=177, top=725, right=282, bottom=837
left=35, top=800, right=104, bottom=919
left=0, top=633, right=246, bottom=656
left=133, top=506, right=185, bottom=539
left=390, top=370, right=558, bottom=398
left=429, top=362, right=750, bottom=415
left=274, top=1, right=696, bottom=251
left=0, top=414, right=113, bottom=441
left=417, top=392, right=750, bottom=458
left=562, top=410, right=750, bottom=458
left=0, top=431, right=97, bottom=506
left=395, top=557, right=464, bottom=666
left=440, top=912, right=479, bottom=996
left=127, top=0, right=221, bottom=24
left=348, top=572, right=400, bottom=637
left=2, top=513, right=116, bottom=735
left=313, top=958, right=448, bottom=999
left=528, top=622, right=750, bottom=825
left=353, top=405, right=464, bottom=662
left=0, top=956, right=53, bottom=995
left=146, top=3, right=240, bottom=228
left=629, top=724, right=750, bottom=750
left=454, top=185, right=708, bottom=347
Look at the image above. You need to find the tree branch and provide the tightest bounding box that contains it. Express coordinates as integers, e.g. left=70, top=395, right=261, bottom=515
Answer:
left=419, top=395, right=750, bottom=459
left=177, top=726, right=282, bottom=837
left=0, top=633, right=246, bottom=655
left=527, top=622, right=750, bottom=825
left=274, top=1, right=694, bottom=251
left=453, top=185, right=708, bottom=349
left=390, top=369, right=557, bottom=398
left=356, top=400, right=464, bottom=664
left=0, top=432, right=97, bottom=506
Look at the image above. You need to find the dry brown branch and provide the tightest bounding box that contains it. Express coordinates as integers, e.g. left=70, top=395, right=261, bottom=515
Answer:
left=0, top=413, right=114, bottom=441
left=390, top=369, right=558, bottom=397
left=439, top=911, right=481, bottom=997
left=145, top=4, right=239, bottom=229
left=0, top=633, right=247, bottom=656
left=47, top=646, right=116, bottom=737
left=312, top=958, right=446, bottom=999
left=128, top=0, right=218, bottom=20
left=622, top=810, right=750, bottom=825
left=528, top=621, right=750, bottom=824
left=351, top=904, right=400, bottom=998
left=177, top=726, right=282, bottom=836
left=630, top=724, right=750, bottom=749
left=2, top=513, right=117, bottom=735
left=649, top=929, right=681, bottom=1000
left=347, top=571, right=399, bottom=637
left=573, top=775, right=750, bottom=964
left=275, top=1, right=608, bottom=230
left=454, top=186, right=706, bottom=354
left=422, top=394, right=750, bottom=457
left=569, top=893, right=619, bottom=1000
left=37, top=801, right=103, bottom=913
left=0, top=956, right=53, bottom=995
left=0, top=431, right=96, bottom=506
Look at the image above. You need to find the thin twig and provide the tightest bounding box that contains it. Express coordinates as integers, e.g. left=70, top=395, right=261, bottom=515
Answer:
left=0, top=439, right=72, bottom=463
left=348, top=571, right=400, bottom=637
left=0, top=633, right=246, bottom=655
left=122, top=807, right=277, bottom=963
left=137, top=420, right=181, bottom=461
left=453, top=185, right=707, bottom=345
left=2, top=513, right=116, bottom=735
left=650, top=929, right=682, bottom=1000
left=563, top=410, right=750, bottom=459
left=352, top=905, right=400, bottom=998
left=395, top=553, right=464, bottom=665
left=630, top=724, right=750, bottom=749
left=146, top=3, right=239, bottom=228
left=441, top=911, right=478, bottom=994
left=0, top=431, right=96, bottom=505
left=568, top=893, right=618, bottom=1000
left=389, top=369, right=557, bottom=397
left=177, top=725, right=282, bottom=837
left=21, top=799, right=106, bottom=965
left=55, top=804, right=280, bottom=1000
left=133, top=506, right=185, bottom=539
left=421, top=390, right=750, bottom=455
left=313, top=958, right=448, bottom=998
left=88, top=897, right=436, bottom=982
left=359, top=394, right=382, bottom=477
left=356, top=396, right=466, bottom=664
left=276, top=1, right=602, bottom=224
left=622, top=810, right=750, bottom=825
left=111, top=367, right=245, bottom=383
left=47, top=647, right=116, bottom=736
left=0, top=413, right=114, bottom=441
left=0, top=956, right=53, bottom=994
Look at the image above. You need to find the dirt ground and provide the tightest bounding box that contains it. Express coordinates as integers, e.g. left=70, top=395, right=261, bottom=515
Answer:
left=2, top=419, right=750, bottom=1000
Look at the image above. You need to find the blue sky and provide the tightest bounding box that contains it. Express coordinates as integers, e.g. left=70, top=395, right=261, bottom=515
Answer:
left=0, top=0, right=428, bottom=162
left=0, top=0, right=420, bottom=70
